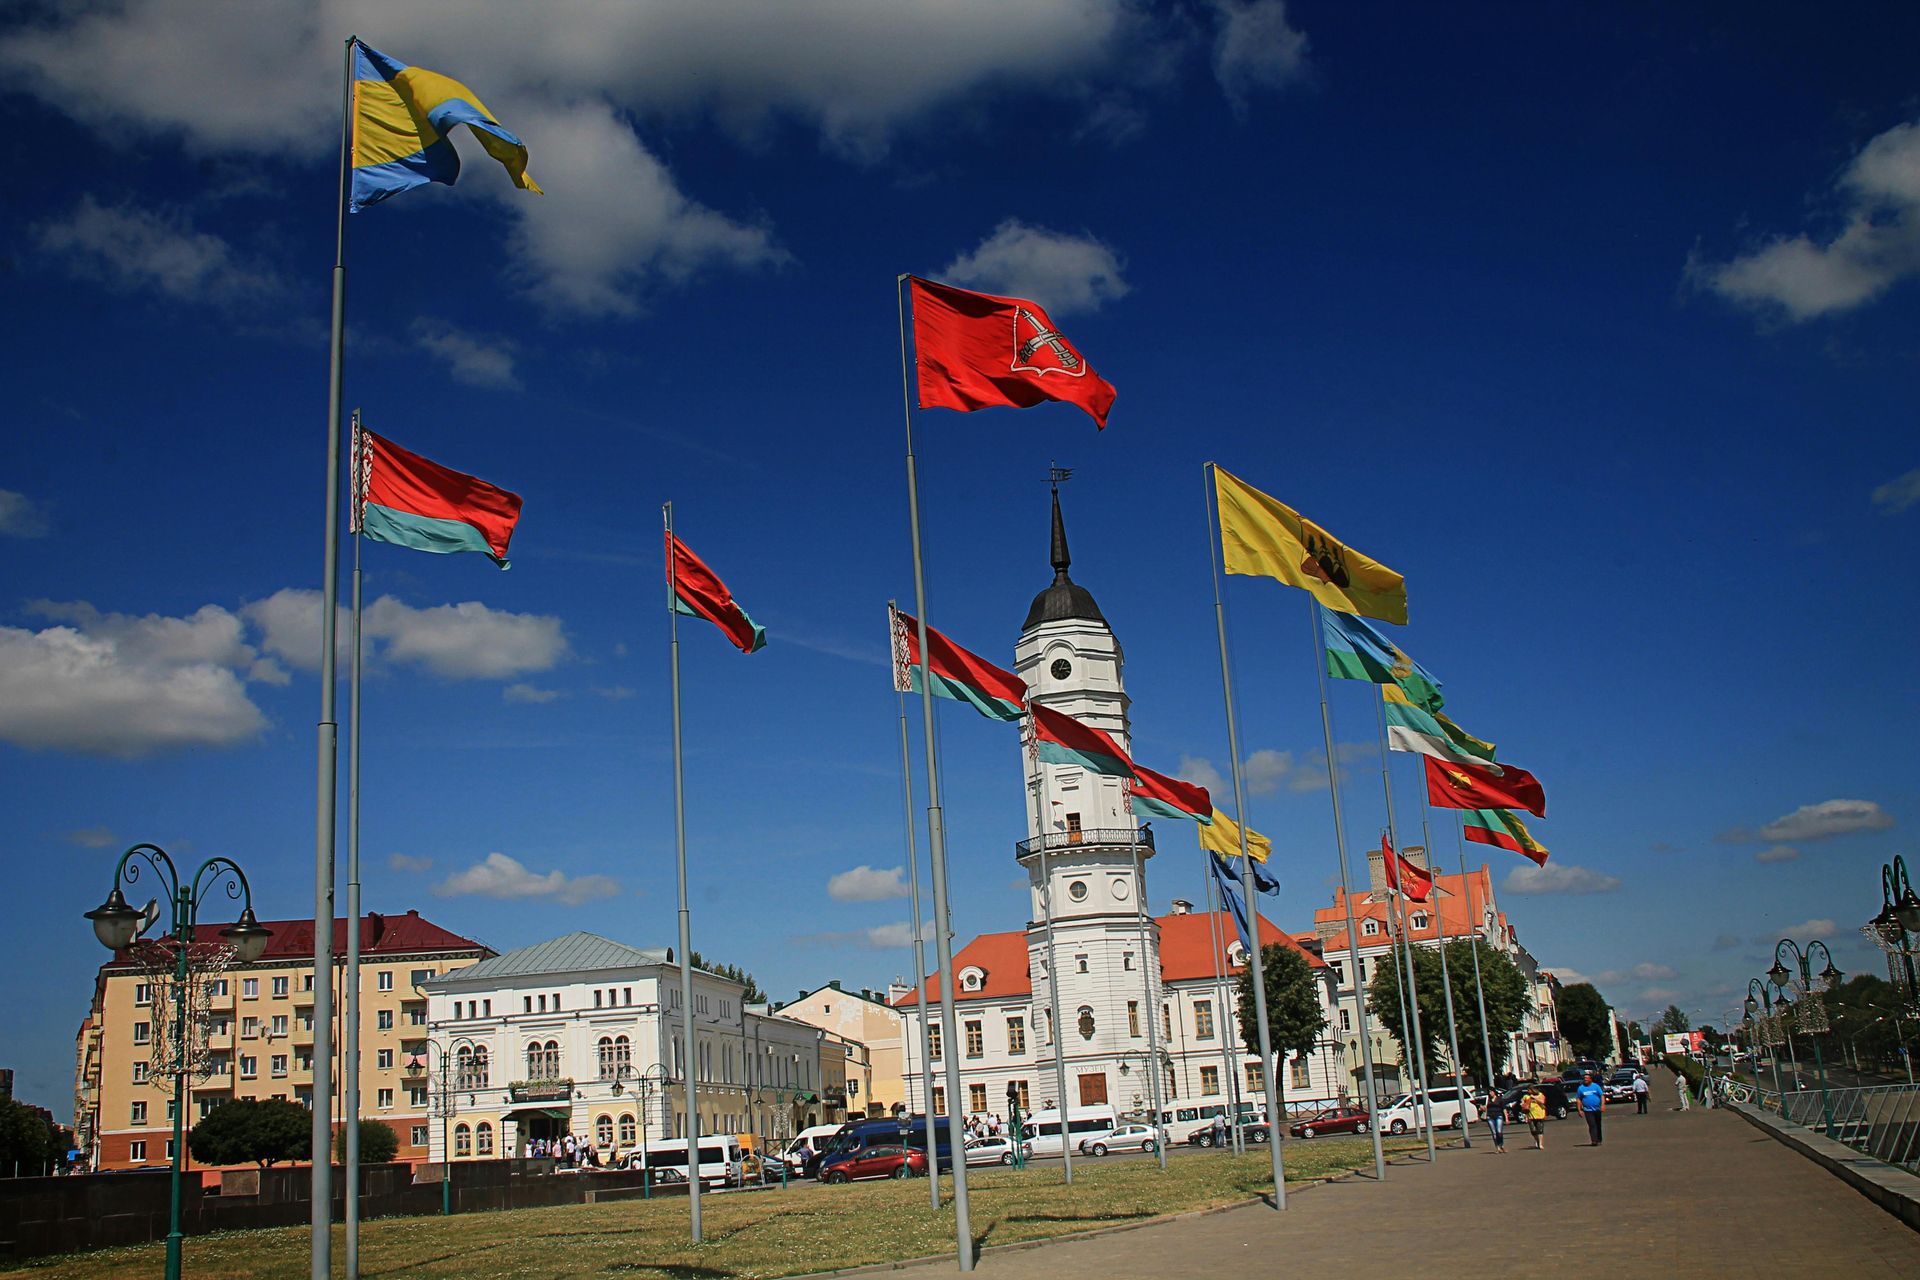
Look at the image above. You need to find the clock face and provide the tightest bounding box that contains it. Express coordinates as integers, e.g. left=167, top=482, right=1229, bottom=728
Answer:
left=1050, top=658, right=1072, bottom=680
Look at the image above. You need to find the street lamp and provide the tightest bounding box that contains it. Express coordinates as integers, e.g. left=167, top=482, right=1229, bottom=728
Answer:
left=84, top=843, right=269, bottom=1280
left=405, top=1035, right=484, bottom=1216
left=1744, top=978, right=1787, bottom=1114
left=632, top=1063, right=672, bottom=1196
left=1771, top=939, right=1841, bottom=1137
left=1869, top=856, right=1920, bottom=1007
left=1115, top=1050, right=1172, bottom=1169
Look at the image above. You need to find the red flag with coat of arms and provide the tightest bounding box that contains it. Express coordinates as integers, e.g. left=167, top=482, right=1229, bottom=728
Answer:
left=909, top=277, right=1117, bottom=429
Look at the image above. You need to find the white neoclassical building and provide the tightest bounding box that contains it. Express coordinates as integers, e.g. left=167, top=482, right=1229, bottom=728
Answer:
left=420, top=933, right=823, bottom=1162
left=894, top=489, right=1347, bottom=1121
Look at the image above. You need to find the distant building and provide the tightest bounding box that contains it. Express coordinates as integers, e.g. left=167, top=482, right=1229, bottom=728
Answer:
left=421, top=932, right=823, bottom=1164
left=74, top=910, right=490, bottom=1171
left=773, top=982, right=904, bottom=1118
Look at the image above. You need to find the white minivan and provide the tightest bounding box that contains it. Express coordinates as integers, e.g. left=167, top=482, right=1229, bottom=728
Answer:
left=1377, top=1086, right=1478, bottom=1134
left=781, top=1124, right=844, bottom=1174
left=1022, top=1105, right=1118, bottom=1158
left=640, top=1136, right=745, bottom=1189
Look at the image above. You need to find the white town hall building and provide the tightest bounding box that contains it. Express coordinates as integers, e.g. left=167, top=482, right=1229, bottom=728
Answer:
left=893, top=490, right=1348, bottom=1121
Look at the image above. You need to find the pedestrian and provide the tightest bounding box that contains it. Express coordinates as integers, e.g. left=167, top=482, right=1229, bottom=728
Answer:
left=1209, top=1111, right=1229, bottom=1148
left=1522, top=1086, right=1546, bottom=1150
left=1676, top=1071, right=1691, bottom=1111
left=1486, top=1091, right=1507, bottom=1153
left=1633, top=1072, right=1649, bottom=1115
left=1577, top=1071, right=1605, bottom=1146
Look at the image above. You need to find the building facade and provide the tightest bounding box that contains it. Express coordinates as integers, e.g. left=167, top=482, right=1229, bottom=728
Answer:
left=420, top=932, right=823, bottom=1164
left=74, top=910, right=489, bottom=1171
left=773, top=982, right=905, bottom=1118
left=894, top=491, right=1345, bottom=1122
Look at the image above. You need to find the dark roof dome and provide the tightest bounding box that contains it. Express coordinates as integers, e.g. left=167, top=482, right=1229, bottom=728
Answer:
left=1023, top=486, right=1106, bottom=629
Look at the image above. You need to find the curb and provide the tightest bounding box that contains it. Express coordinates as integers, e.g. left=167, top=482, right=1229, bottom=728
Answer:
left=1726, top=1101, right=1920, bottom=1234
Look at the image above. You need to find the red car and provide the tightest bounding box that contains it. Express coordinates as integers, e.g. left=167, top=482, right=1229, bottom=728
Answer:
left=819, top=1144, right=927, bottom=1183
left=1289, top=1107, right=1371, bottom=1139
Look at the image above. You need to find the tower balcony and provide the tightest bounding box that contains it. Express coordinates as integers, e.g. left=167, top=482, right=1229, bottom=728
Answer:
left=1014, top=827, right=1154, bottom=861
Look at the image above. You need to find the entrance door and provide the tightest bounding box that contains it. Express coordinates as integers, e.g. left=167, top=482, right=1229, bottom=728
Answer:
left=1078, top=1073, right=1108, bottom=1106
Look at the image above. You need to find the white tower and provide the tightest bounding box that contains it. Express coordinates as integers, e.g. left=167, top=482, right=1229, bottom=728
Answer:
left=1013, top=484, right=1160, bottom=1113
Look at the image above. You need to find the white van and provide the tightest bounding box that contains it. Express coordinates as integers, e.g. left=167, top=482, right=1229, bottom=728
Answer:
left=1155, top=1098, right=1238, bottom=1146
left=1377, top=1087, right=1477, bottom=1134
left=781, top=1124, right=844, bottom=1174
left=1023, top=1105, right=1118, bottom=1158
left=640, top=1136, right=744, bottom=1189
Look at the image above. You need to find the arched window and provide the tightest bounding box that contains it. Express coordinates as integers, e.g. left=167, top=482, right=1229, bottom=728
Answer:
left=597, top=1036, right=616, bottom=1079
left=473, top=1046, right=490, bottom=1087
left=526, top=1040, right=560, bottom=1079
left=614, top=1035, right=631, bottom=1078
left=476, top=1122, right=494, bottom=1156
left=454, top=1123, right=472, bottom=1157
left=596, top=1114, right=614, bottom=1147
left=619, top=1114, right=636, bottom=1145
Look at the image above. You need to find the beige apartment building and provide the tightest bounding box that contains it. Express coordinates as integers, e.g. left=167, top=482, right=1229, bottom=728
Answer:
left=74, top=910, right=489, bottom=1171
left=773, top=982, right=905, bottom=1118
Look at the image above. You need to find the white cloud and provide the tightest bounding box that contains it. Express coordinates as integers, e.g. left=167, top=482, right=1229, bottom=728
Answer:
left=64, top=826, right=118, bottom=849
left=827, top=864, right=909, bottom=902
left=387, top=853, right=433, bottom=873
left=1503, top=863, right=1621, bottom=895
left=0, top=490, right=50, bottom=538
left=1754, top=844, right=1800, bottom=864
left=502, top=683, right=566, bottom=704
left=244, top=589, right=567, bottom=680
left=940, top=220, right=1128, bottom=317
left=1639, top=986, right=1681, bottom=1004
left=0, top=605, right=268, bottom=757
left=1711, top=933, right=1742, bottom=951
left=1176, top=744, right=1360, bottom=800
left=795, top=922, right=916, bottom=950
left=1694, top=118, right=1920, bottom=321
left=1208, top=0, right=1310, bottom=115
left=1771, top=918, right=1836, bottom=941
left=1872, top=468, right=1920, bottom=515
left=411, top=319, right=521, bottom=390
left=1580, top=961, right=1680, bottom=987
left=1176, top=754, right=1227, bottom=796
left=1733, top=799, right=1895, bottom=843
left=433, top=851, right=621, bottom=906
left=36, top=196, right=282, bottom=304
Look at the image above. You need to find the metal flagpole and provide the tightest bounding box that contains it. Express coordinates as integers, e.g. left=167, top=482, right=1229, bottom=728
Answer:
left=1305, top=598, right=1388, bottom=1180
left=1130, top=841, right=1168, bottom=1169
left=895, top=275, right=974, bottom=1271
left=889, top=627, right=940, bottom=1211
left=1382, top=883, right=1418, bottom=1116
left=312, top=36, right=356, bottom=1280
left=1454, top=818, right=1499, bottom=1090
left=1374, top=695, right=1436, bottom=1158
left=664, top=502, right=702, bottom=1244
left=345, top=411, right=365, bottom=1278
left=1203, top=865, right=1245, bottom=1155
left=1028, top=710, right=1074, bottom=1185
left=1203, top=465, right=1288, bottom=1205
left=1422, top=817, right=1471, bottom=1147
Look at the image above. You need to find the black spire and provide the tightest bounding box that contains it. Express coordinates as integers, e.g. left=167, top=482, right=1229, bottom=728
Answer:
left=1023, top=480, right=1105, bottom=630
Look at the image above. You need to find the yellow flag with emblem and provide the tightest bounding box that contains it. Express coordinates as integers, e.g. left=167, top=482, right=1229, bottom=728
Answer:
left=1212, top=465, right=1408, bottom=624
left=1198, top=808, right=1272, bottom=863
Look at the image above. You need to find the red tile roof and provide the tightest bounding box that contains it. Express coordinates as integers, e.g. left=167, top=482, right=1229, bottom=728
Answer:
left=104, top=910, right=488, bottom=969
left=1314, top=866, right=1494, bottom=953
left=891, top=930, right=1029, bottom=1007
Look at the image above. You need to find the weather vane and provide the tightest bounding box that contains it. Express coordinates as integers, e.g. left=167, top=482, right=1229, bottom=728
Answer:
left=1048, top=461, right=1073, bottom=487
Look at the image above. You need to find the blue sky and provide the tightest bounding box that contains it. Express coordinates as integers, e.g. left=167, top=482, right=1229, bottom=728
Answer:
left=4, top=2, right=1918, bottom=1105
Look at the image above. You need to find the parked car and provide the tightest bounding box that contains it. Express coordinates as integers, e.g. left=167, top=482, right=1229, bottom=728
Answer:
left=1377, top=1087, right=1478, bottom=1134
left=963, top=1136, right=1029, bottom=1166
left=1187, top=1115, right=1271, bottom=1147
left=1481, top=1080, right=1572, bottom=1121
left=1078, top=1123, right=1165, bottom=1156
left=1604, top=1068, right=1642, bottom=1103
left=1289, top=1106, right=1370, bottom=1139
left=1557, top=1061, right=1607, bottom=1089
left=819, top=1144, right=927, bottom=1183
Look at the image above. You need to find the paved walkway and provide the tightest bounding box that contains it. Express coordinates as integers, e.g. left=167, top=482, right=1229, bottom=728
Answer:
left=951, top=1087, right=1920, bottom=1277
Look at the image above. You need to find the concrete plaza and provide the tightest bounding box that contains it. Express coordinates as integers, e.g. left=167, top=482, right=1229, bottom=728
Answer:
left=937, top=1086, right=1920, bottom=1277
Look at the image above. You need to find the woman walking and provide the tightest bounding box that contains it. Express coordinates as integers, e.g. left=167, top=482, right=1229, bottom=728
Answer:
left=1486, top=1091, right=1508, bottom=1153
left=1522, top=1085, right=1547, bottom=1151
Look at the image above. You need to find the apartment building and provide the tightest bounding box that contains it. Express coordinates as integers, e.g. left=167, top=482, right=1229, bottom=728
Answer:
left=74, top=910, right=489, bottom=1170
left=773, top=982, right=905, bottom=1118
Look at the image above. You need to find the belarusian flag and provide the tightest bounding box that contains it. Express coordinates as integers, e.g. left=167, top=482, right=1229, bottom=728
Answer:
left=1381, top=835, right=1433, bottom=902
left=1462, top=808, right=1549, bottom=866
left=667, top=533, right=765, bottom=653
left=909, top=277, right=1117, bottom=429
left=1424, top=755, right=1545, bottom=818
left=1199, top=807, right=1272, bottom=863
left=1322, top=606, right=1442, bottom=711
left=352, top=425, right=522, bottom=567
left=1129, top=763, right=1213, bottom=824
left=889, top=606, right=1026, bottom=722
left=1383, top=685, right=1497, bottom=768
left=1031, top=704, right=1134, bottom=778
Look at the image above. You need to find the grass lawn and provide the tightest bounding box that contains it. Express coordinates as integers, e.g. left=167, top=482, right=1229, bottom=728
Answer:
left=2, top=1138, right=1423, bottom=1280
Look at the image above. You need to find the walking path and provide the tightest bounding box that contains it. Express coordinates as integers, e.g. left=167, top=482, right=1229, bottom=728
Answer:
left=938, top=1082, right=1920, bottom=1277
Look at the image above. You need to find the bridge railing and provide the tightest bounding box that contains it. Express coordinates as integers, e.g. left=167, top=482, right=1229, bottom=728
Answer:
left=1778, top=1083, right=1920, bottom=1173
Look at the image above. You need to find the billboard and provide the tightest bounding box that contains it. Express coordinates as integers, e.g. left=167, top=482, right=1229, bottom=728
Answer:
left=1663, top=1033, right=1690, bottom=1054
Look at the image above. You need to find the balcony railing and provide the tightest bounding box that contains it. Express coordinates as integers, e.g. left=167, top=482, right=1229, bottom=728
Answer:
left=1014, top=827, right=1154, bottom=859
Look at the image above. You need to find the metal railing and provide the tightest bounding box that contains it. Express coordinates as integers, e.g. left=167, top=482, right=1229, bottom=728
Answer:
left=1778, top=1083, right=1920, bottom=1173
left=1013, top=827, right=1155, bottom=858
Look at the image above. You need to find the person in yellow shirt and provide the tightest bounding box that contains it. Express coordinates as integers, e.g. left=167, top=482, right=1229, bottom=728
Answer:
left=1522, top=1086, right=1548, bottom=1151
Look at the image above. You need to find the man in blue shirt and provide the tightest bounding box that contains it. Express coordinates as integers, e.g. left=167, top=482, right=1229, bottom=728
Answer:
left=1577, top=1072, right=1606, bottom=1146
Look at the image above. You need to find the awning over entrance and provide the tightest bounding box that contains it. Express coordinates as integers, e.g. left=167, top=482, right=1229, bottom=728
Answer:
left=500, top=1105, right=572, bottom=1121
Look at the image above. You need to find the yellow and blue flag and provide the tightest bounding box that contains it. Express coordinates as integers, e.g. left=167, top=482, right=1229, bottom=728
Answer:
left=351, top=42, right=542, bottom=213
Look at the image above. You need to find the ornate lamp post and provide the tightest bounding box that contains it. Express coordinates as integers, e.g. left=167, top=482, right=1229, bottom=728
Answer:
left=1868, top=856, right=1920, bottom=1009
left=1769, top=939, right=1841, bottom=1137
left=632, top=1063, right=672, bottom=1196
left=84, top=843, right=271, bottom=1280
left=404, top=1035, right=483, bottom=1216
left=1744, top=978, right=1786, bottom=1115
left=1116, top=1049, right=1172, bottom=1168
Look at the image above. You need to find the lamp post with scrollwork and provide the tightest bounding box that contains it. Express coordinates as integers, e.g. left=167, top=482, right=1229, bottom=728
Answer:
left=1769, top=940, right=1842, bottom=1137
left=1743, top=978, right=1786, bottom=1115
left=403, top=1035, right=484, bottom=1216
left=1116, top=1049, right=1173, bottom=1169
left=85, top=844, right=272, bottom=1280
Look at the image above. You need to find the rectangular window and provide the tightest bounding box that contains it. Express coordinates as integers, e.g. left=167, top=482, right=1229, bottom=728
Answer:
left=932, top=1086, right=946, bottom=1115
left=131, top=1101, right=147, bottom=1125
left=298, top=1011, right=313, bottom=1032
left=1199, top=1065, right=1221, bottom=1096
left=928, top=1023, right=943, bottom=1060
left=272, top=976, right=288, bottom=997
left=410, top=969, right=431, bottom=988
left=1007, top=1016, right=1026, bottom=1054
left=1123, top=951, right=1134, bottom=971
left=412, top=1126, right=429, bottom=1146
left=377, top=1010, right=393, bottom=1030
left=301, top=974, right=313, bottom=992
left=484, top=999, right=493, bottom=1017
left=1128, top=1001, right=1140, bottom=1037
left=1011, top=1079, right=1030, bottom=1110
left=1289, top=1058, right=1309, bottom=1089
left=1195, top=1000, right=1216, bottom=1040
left=969, top=1083, right=988, bottom=1114
left=296, top=1051, right=312, bottom=1072
left=964, top=1020, right=984, bottom=1058
left=167, top=1098, right=178, bottom=1122
left=1358, top=959, right=1367, bottom=983
left=594, top=990, right=603, bottom=1008
left=240, top=1056, right=257, bottom=1079
left=377, top=1049, right=394, bottom=1070
left=409, top=1006, right=426, bottom=1026
left=134, top=982, right=152, bottom=1006
left=241, top=1016, right=260, bottom=1038
left=132, top=1021, right=151, bottom=1044
left=1163, top=1005, right=1172, bottom=1038
left=130, top=1140, right=147, bottom=1162
left=1339, top=1009, right=1352, bottom=1032
left=409, top=1085, right=428, bottom=1107
left=524, top=996, right=533, bottom=1014
left=132, top=1061, right=149, bottom=1083
left=271, top=1015, right=288, bottom=1036
left=271, top=1055, right=288, bottom=1077
left=378, top=1088, right=394, bottom=1108
left=242, top=978, right=259, bottom=999
left=378, top=971, right=394, bottom=992
left=211, top=979, right=229, bottom=997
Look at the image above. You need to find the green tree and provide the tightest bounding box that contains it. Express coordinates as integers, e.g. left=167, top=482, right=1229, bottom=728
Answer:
left=1233, top=943, right=1328, bottom=1110
left=1556, top=983, right=1615, bottom=1059
left=0, top=1099, right=62, bottom=1175
left=188, top=1098, right=312, bottom=1167
left=687, top=951, right=767, bottom=1004
left=334, top=1118, right=399, bottom=1164
left=1368, top=940, right=1528, bottom=1082
left=1655, top=1004, right=1689, bottom=1035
